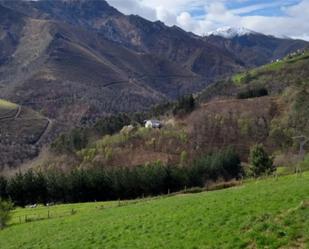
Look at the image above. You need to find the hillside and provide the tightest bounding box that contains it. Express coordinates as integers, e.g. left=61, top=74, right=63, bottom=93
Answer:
left=1, top=173, right=308, bottom=249
left=199, top=50, right=309, bottom=101
left=205, top=31, right=308, bottom=68
left=0, top=0, right=307, bottom=127
left=0, top=99, right=50, bottom=170
left=29, top=49, right=309, bottom=172
left=197, top=50, right=309, bottom=151
left=1, top=49, right=307, bottom=174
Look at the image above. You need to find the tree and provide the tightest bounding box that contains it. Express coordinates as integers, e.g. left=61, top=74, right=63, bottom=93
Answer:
left=0, top=176, right=7, bottom=199
left=0, top=199, right=13, bottom=229
left=173, top=94, right=195, bottom=116
left=249, top=144, right=275, bottom=176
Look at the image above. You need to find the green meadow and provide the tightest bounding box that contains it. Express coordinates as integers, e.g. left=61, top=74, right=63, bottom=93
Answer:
left=1, top=173, right=309, bottom=249
left=0, top=99, right=18, bottom=118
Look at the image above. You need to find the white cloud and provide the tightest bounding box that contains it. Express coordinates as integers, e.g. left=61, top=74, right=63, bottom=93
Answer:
left=106, top=0, right=309, bottom=41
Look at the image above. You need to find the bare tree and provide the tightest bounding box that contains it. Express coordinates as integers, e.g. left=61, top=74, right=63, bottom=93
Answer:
left=293, top=135, right=309, bottom=160
left=292, top=135, right=309, bottom=175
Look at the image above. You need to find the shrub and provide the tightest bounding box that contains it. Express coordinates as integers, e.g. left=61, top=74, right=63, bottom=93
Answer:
left=249, top=144, right=275, bottom=176
left=237, top=87, right=268, bottom=99
left=0, top=199, right=13, bottom=229
left=173, top=94, right=195, bottom=116
left=51, top=128, right=88, bottom=153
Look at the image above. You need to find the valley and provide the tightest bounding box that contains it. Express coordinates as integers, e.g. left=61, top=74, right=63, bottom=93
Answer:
left=0, top=1, right=308, bottom=248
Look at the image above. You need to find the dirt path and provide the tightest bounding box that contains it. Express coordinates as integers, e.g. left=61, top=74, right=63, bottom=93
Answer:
left=35, top=118, right=53, bottom=145
left=0, top=105, right=21, bottom=121
left=14, top=105, right=22, bottom=119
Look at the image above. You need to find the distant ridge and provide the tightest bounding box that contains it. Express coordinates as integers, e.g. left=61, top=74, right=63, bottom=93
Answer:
left=207, top=26, right=258, bottom=39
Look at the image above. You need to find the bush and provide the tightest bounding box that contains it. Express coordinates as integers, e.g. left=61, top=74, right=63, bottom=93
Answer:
left=237, top=87, right=268, bottom=99
left=173, top=94, right=195, bottom=116
left=249, top=144, right=275, bottom=176
left=0, top=199, right=13, bottom=229
left=51, top=128, right=88, bottom=153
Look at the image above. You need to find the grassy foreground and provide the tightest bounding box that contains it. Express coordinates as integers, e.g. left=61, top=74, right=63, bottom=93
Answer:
left=1, top=173, right=309, bottom=249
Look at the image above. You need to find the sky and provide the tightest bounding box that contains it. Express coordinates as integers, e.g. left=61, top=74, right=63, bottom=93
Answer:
left=106, top=0, right=309, bottom=40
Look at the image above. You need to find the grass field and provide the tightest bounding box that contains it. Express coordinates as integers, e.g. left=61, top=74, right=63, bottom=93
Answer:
left=232, top=50, right=309, bottom=86
left=1, top=173, right=308, bottom=249
left=0, top=99, right=18, bottom=118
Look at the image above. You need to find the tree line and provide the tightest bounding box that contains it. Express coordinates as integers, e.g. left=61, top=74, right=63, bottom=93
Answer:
left=0, top=147, right=241, bottom=206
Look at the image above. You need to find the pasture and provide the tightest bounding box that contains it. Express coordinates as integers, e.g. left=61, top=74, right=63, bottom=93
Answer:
left=0, top=99, right=18, bottom=118
left=1, top=173, right=308, bottom=249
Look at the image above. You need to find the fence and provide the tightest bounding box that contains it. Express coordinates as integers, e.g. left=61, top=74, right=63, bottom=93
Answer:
left=10, top=208, right=76, bottom=225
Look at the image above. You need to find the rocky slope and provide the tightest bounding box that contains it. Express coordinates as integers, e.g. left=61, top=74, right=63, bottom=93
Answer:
left=0, top=0, right=307, bottom=127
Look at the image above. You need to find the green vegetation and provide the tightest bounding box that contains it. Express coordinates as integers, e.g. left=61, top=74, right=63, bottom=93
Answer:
left=270, top=83, right=309, bottom=149
left=0, top=199, right=13, bottom=229
left=0, top=173, right=308, bottom=248
left=237, top=87, right=268, bottom=99
left=0, top=149, right=241, bottom=206
left=232, top=70, right=258, bottom=86
left=51, top=94, right=196, bottom=155
left=232, top=51, right=309, bottom=86
left=249, top=144, right=275, bottom=177
left=199, top=49, right=309, bottom=103
left=0, top=99, right=17, bottom=109
left=0, top=99, right=18, bottom=119
left=173, top=94, right=195, bottom=116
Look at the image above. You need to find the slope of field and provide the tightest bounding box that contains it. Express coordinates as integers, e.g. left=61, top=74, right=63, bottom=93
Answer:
left=1, top=173, right=308, bottom=249
left=0, top=99, right=50, bottom=170
left=0, top=99, right=18, bottom=119
left=199, top=50, right=309, bottom=102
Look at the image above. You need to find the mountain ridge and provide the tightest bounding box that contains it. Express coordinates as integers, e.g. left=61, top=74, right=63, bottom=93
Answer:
left=0, top=0, right=307, bottom=127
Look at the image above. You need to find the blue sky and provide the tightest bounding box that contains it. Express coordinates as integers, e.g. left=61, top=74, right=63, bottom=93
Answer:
left=107, top=0, right=309, bottom=40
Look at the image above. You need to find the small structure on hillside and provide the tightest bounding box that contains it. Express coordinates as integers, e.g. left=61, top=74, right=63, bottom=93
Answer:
left=144, top=119, right=162, bottom=129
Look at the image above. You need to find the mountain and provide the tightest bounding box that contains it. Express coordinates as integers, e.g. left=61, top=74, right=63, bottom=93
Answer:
left=205, top=27, right=308, bottom=67
left=0, top=0, right=307, bottom=128
left=206, top=27, right=258, bottom=39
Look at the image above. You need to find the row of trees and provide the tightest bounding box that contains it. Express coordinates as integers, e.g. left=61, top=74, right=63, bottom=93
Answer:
left=0, top=148, right=242, bottom=206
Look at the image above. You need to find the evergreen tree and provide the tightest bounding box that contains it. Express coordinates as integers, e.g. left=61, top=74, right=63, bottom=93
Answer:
left=0, top=176, right=7, bottom=199
left=0, top=198, right=13, bottom=229
left=249, top=144, right=275, bottom=176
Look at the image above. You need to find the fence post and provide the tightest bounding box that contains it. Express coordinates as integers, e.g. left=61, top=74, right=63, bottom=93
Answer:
left=168, top=189, right=170, bottom=195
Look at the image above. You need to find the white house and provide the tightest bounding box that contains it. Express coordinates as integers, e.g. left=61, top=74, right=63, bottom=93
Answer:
left=145, top=120, right=162, bottom=129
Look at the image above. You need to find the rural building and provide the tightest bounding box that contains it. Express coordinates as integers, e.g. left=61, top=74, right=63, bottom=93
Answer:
left=145, top=120, right=162, bottom=129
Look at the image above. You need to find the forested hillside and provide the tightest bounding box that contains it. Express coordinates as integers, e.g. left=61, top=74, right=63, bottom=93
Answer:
left=24, top=49, right=308, bottom=174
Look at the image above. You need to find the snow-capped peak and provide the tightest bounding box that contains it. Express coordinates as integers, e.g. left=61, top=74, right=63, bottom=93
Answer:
left=207, top=27, right=257, bottom=39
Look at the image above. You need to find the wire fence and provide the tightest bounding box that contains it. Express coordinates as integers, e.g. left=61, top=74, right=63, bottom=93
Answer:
left=9, top=171, right=307, bottom=226
left=10, top=209, right=77, bottom=225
